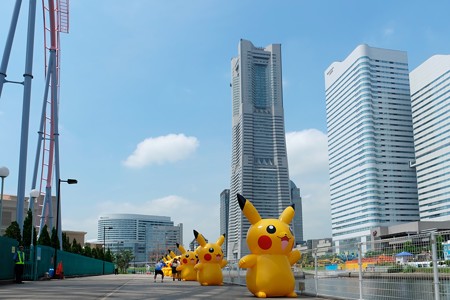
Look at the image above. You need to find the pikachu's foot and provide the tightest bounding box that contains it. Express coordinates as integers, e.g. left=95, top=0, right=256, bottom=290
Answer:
left=255, top=292, right=267, bottom=298
left=287, top=291, right=298, bottom=298
left=200, top=282, right=208, bottom=286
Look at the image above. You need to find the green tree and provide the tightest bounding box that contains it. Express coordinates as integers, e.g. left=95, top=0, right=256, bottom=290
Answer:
left=22, top=209, right=33, bottom=247
left=92, top=247, right=100, bottom=259
left=83, top=244, right=93, bottom=257
left=4, top=221, right=22, bottom=243
left=116, top=249, right=134, bottom=273
left=403, top=241, right=418, bottom=254
left=71, top=238, right=82, bottom=254
left=50, top=227, right=59, bottom=249
left=37, top=224, right=51, bottom=246
left=105, top=248, right=113, bottom=262
left=436, top=235, right=444, bottom=260
left=62, top=232, right=71, bottom=251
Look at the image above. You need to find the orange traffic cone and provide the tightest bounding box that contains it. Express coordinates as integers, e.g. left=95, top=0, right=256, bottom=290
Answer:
left=56, top=261, right=64, bottom=279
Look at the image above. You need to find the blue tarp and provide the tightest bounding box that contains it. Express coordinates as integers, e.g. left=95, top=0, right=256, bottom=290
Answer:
left=396, top=251, right=413, bottom=256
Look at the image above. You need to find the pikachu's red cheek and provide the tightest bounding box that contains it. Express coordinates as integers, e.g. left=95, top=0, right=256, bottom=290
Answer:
left=183, top=258, right=188, bottom=264
left=204, top=254, right=212, bottom=261
left=258, top=235, right=272, bottom=250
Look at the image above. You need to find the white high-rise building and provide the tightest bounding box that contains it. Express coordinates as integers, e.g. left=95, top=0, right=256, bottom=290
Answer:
left=324, top=44, right=419, bottom=252
left=410, top=55, right=450, bottom=220
left=98, top=213, right=182, bottom=263
left=228, top=39, right=291, bottom=260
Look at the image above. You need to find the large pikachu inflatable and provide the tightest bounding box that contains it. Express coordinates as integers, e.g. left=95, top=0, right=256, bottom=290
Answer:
left=176, top=243, right=198, bottom=281
left=237, top=193, right=301, bottom=298
left=193, top=230, right=227, bottom=286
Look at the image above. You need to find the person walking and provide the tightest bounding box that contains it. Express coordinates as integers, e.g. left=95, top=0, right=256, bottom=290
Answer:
left=171, top=258, right=180, bottom=281
left=154, top=260, right=166, bottom=282
left=13, top=245, right=25, bottom=284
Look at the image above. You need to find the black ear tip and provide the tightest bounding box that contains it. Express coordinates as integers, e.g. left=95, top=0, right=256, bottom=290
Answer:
left=237, top=193, right=246, bottom=210
left=176, top=243, right=180, bottom=247
left=291, top=203, right=295, bottom=210
left=193, top=230, right=199, bottom=238
left=223, top=233, right=226, bottom=238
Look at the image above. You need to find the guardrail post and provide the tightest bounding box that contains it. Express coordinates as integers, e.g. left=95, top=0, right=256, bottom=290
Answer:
left=431, top=232, right=440, bottom=300
left=314, top=249, right=318, bottom=296
left=358, top=243, right=363, bottom=300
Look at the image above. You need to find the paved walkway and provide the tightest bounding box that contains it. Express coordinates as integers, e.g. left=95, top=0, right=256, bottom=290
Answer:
left=0, top=274, right=331, bottom=299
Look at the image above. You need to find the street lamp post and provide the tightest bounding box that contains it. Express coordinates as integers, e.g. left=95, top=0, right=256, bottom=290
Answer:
left=29, top=189, right=40, bottom=281
left=53, top=178, right=77, bottom=278
left=0, top=166, right=10, bottom=234
left=103, top=226, right=113, bottom=275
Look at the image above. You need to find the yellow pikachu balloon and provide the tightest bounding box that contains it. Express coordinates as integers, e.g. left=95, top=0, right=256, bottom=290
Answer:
left=176, top=243, right=198, bottom=281
left=193, top=230, right=227, bottom=286
left=237, top=193, right=301, bottom=298
left=163, top=253, right=173, bottom=277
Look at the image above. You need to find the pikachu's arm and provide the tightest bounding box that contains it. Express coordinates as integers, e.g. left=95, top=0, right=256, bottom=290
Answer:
left=288, top=250, right=301, bottom=266
left=194, top=263, right=203, bottom=271
left=221, top=259, right=228, bottom=268
left=176, top=264, right=184, bottom=271
left=239, top=254, right=257, bottom=269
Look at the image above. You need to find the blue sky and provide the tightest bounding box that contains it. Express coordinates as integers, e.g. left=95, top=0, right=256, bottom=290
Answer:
left=1, top=1, right=449, bottom=245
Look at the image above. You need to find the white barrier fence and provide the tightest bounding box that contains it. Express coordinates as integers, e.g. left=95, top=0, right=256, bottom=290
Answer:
left=223, top=231, right=450, bottom=299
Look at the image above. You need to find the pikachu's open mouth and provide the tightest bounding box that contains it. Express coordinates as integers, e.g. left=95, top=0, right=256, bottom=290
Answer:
left=280, top=236, right=290, bottom=250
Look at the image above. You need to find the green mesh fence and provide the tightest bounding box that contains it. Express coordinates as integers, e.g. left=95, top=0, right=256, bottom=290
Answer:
left=0, top=238, right=114, bottom=281
left=0, top=236, right=19, bottom=280
left=23, top=245, right=115, bottom=279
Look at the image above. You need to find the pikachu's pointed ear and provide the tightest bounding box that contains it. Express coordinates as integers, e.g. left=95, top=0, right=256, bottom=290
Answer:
left=216, top=234, right=225, bottom=246
left=177, top=243, right=186, bottom=254
left=279, top=204, right=295, bottom=224
left=193, top=229, right=207, bottom=247
left=237, top=193, right=261, bottom=225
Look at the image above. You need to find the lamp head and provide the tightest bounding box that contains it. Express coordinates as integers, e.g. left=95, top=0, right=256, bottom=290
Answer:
left=30, top=189, right=40, bottom=198
left=0, top=166, right=10, bottom=178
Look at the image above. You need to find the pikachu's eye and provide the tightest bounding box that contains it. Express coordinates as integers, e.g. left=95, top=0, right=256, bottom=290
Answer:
left=266, top=225, right=276, bottom=234
left=209, top=247, right=214, bottom=253
left=185, top=254, right=189, bottom=258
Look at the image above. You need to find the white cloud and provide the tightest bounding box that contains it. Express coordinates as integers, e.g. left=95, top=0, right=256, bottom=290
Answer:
left=286, top=129, right=332, bottom=240
left=122, top=133, right=199, bottom=168
left=286, top=129, right=329, bottom=178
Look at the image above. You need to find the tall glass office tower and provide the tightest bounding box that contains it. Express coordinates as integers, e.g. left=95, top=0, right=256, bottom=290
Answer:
left=290, top=180, right=304, bottom=244
left=410, top=55, right=450, bottom=220
left=324, top=44, right=419, bottom=253
left=228, top=39, right=291, bottom=260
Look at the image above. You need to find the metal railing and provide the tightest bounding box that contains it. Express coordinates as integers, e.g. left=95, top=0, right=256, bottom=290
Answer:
left=224, top=231, right=450, bottom=300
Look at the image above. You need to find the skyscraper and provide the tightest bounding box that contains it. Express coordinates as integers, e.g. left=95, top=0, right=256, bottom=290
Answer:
left=290, top=180, right=304, bottom=244
left=324, top=44, right=419, bottom=252
left=410, top=55, right=450, bottom=220
left=228, top=39, right=291, bottom=260
left=220, top=189, right=230, bottom=258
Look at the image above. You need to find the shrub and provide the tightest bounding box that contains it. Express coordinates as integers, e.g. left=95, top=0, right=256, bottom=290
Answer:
left=388, top=265, right=403, bottom=273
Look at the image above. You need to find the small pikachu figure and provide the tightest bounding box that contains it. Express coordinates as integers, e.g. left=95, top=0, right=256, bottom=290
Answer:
left=162, top=255, right=172, bottom=277
left=193, top=230, right=227, bottom=286
left=176, top=243, right=198, bottom=281
left=237, top=193, right=301, bottom=298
